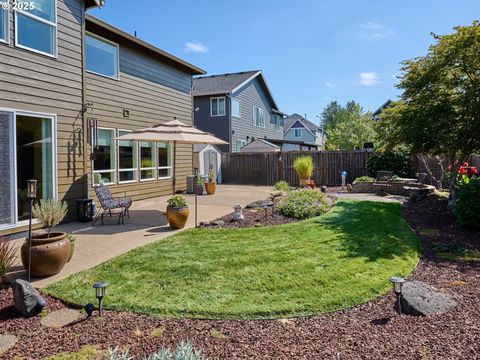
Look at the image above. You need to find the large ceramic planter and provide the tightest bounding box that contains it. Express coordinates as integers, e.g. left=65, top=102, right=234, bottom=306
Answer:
left=21, top=232, right=70, bottom=278
left=166, top=206, right=189, bottom=230
left=67, top=241, right=75, bottom=263
left=205, top=182, right=216, bottom=195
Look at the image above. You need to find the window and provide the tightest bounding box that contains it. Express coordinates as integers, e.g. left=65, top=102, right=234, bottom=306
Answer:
left=0, top=7, right=8, bottom=43
left=274, top=114, right=282, bottom=131
left=235, top=139, right=246, bottom=152
left=253, top=106, right=265, bottom=127
left=86, top=33, right=119, bottom=79
left=93, top=128, right=116, bottom=185
left=15, top=0, right=57, bottom=56
left=231, top=98, right=241, bottom=118
left=157, top=143, right=172, bottom=179
left=118, top=130, right=137, bottom=183
left=139, top=141, right=155, bottom=181
left=294, top=128, right=302, bottom=138
left=210, top=97, right=225, bottom=116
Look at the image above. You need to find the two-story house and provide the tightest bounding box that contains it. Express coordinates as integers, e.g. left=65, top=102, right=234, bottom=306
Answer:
left=283, top=113, right=326, bottom=151
left=0, top=0, right=204, bottom=234
left=192, top=70, right=284, bottom=152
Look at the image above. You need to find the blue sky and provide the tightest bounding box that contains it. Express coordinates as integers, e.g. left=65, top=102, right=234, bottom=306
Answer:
left=89, top=1, right=480, bottom=123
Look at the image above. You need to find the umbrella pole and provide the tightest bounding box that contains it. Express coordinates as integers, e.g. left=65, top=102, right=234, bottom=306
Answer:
left=172, top=141, right=176, bottom=195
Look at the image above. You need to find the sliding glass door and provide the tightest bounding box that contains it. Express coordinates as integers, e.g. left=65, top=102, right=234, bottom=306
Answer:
left=0, top=110, right=56, bottom=229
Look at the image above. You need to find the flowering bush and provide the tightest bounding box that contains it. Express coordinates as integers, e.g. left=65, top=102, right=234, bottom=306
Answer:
left=446, top=161, right=478, bottom=187
left=454, top=178, right=480, bottom=228
left=278, top=189, right=329, bottom=219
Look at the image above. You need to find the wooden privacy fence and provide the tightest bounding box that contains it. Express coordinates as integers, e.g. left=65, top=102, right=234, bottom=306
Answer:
left=221, top=151, right=375, bottom=186
left=414, top=154, right=480, bottom=186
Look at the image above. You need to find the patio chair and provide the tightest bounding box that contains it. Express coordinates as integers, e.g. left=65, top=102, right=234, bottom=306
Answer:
left=93, top=184, right=132, bottom=225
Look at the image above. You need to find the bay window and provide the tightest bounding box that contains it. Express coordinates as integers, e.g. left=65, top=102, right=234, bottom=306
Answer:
left=93, top=128, right=116, bottom=185
left=15, top=0, right=57, bottom=56
left=118, top=130, right=137, bottom=183
left=157, top=143, right=172, bottom=179
left=140, top=142, right=155, bottom=181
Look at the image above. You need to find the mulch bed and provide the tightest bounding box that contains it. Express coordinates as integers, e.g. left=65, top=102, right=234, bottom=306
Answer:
left=1, top=195, right=479, bottom=360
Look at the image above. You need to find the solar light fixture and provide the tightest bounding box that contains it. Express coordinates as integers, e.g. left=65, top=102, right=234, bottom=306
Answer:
left=93, top=281, right=109, bottom=316
left=389, top=276, right=405, bottom=314
left=233, top=205, right=244, bottom=221
left=27, top=180, right=37, bottom=199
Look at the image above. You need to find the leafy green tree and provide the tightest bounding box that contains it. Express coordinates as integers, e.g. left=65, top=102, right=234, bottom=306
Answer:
left=325, top=105, right=376, bottom=150
left=320, top=101, right=341, bottom=128
left=379, top=22, right=480, bottom=206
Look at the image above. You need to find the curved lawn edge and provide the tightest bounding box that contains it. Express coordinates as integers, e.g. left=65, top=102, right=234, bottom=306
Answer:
left=44, top=200, right=421, bottom=320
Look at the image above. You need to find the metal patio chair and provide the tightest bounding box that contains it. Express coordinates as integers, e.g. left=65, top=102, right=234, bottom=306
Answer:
left=93, top=184, right=132, bottom=225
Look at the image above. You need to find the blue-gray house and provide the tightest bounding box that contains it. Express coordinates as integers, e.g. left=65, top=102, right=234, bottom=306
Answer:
left=193, top=71, right=284, bottom=152
left=283, top=113, right=326, bottom=151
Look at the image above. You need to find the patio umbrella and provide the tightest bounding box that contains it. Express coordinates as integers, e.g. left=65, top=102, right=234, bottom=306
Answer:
left=116, top=119, right=228, bottom=194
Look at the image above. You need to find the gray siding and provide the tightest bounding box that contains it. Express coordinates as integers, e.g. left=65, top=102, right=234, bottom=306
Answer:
left=85, top=26, right=195, bottom=200
left=230, top=77, right=282, bottom=151
left=0, top=0, right=86, bottom=228
left=193, top=95, right=230, bottom=152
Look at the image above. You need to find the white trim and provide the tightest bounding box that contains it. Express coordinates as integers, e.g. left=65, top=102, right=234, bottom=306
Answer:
left=139, top=141, right=156, bottom=181
left=0, top=108, right=57, bottom=230
left=231, top=98, right=241, bottom=118
left=0, top=5, right=9, bottom=44
left=14, top=0, right=58, bottom=58
left=92, top=127, right=116, bottom=186
left=252, top=106, right=265, bottom=128
left=231, top=71, right=262, bottom=94
left=210, top=96, right=226, bottom=117
left=117, top=129, right=138, bottom=184
left=85, top=31, right=120, bottom=81
left=157, top=142, right=172, bottom=180
left=284, top=119, right=317, bottom=138
left=294, top=128, right=303, bottom=138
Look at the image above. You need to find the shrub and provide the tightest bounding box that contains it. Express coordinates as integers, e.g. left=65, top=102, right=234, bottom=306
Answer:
left=167, top=195, right=187, bottom=208
left=278, top=189, right=329, bottom=219
left=32, top=199, right=68, bottom=237
left=355, top=176, right=375, bottom=182
left=367, top=152, right=413, bottom=178
left=274, top=180, right=290, bottom=192
left=454, top=178, right=480, bottom=228
left=108, top=340, right=207, bottom=360
left=293, top=156, right=314, bottom=179
left=0, top=237, right=17, bottom=281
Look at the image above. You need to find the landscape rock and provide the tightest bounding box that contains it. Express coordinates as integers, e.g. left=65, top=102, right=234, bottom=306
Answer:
left=0, top=335, right=18, bottom=355
left=246, top=200, right=274, bottom=209
left=401, top=281, right=460, bottom=316
left=12, top=279, right=46, bottom=317
left=41, top=309, right=82, bottom=328
left=199, top=220, right=225, bottom=227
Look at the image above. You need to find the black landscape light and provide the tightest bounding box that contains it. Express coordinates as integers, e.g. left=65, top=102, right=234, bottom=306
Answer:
left=93, top=281, right=109, bottom=316
left=389, top=276, right=405, bottom=314
left=26, top=179, right=37, bottom=282
left=85, top=303, right=95, bottom=319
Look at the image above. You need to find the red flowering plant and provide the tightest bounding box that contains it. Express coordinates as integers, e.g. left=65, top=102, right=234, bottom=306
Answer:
left=445, top=161, right=478, bottom=187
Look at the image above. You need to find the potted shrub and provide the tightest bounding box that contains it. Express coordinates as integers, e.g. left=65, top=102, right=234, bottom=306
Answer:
left=293, top=156, right=314, bottom=187
left=204, top=171, right=217, bottom=195
left=166, top=195, right=189, bottom=229
left=0, top=237, right=17, bottom=286
left=21, top=199, right=70, bottom=277
left=195, top=177, right=204, bottom=195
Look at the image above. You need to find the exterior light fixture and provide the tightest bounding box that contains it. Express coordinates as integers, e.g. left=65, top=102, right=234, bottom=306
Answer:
left=389, top=276, right=405, bottom=314
left=233, top=205, right=244, bottom=221
left=26, top=180, right=37, bottom=282
left=93, top=281, right=109, bottom=316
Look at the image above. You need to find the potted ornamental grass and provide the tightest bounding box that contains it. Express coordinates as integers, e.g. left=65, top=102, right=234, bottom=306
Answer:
left=204, top=170, right=217, bottom=195
left=21, top=199, right=70, bottom=277
left=293, top=156, right=314, bottom=187
left=166, top=195, right=189, bottom=229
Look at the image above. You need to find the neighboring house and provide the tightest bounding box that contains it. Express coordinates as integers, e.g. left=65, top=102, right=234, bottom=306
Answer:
left=193, top=70, right=284, bottom=152
left=0, top=0, right=204, bottom=234
left=373, top=99, right=393, bottom=121
left=283, top=113, right=325, bottom=151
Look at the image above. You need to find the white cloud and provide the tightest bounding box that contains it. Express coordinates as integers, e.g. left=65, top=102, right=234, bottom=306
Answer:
left=185, top=41, right=209, bottom=53
left=359, top=72, right=380, bottom=86
left=360, top=22, right=394, bottom=41
left=324, top=81, right=334, bottom=88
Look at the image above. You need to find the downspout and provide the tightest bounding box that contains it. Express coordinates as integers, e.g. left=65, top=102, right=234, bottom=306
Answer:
left=81, top=3, right=88, bottom=198
left=226, top=93, right=232, bottom=152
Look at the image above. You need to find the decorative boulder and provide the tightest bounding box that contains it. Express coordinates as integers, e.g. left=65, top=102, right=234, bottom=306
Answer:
left=246, top=200, right=274, bottom=209
left=12, top=279, right=46, bottom=317
left=400, top=281, right=460, bottom=316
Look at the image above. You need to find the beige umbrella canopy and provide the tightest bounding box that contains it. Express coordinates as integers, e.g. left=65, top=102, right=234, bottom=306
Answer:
left=117, top=119, right=227, bottom=194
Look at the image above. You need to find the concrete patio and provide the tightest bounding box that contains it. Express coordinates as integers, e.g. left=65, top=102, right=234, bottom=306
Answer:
left=7, top=185, right=272, bottom=288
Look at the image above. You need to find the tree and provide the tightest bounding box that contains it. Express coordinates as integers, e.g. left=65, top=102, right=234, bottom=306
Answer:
left=320, top=101, right=341, bottom=129
left=324, top=103, right=376, bottom=150
left=379, top=22, right=480, bottom=206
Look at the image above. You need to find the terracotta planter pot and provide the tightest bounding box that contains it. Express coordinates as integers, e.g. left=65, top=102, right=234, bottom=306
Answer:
left=31, top=232, right=67, bottom=245
left=21, top=232, right=70, bottom=278
left=166, top=206, right=189, bottom=230
left=205, top=182, right=216, bottom=195
left=67, top=241, right=75, bottom=263
left=299, top=178, right=310, bottom=187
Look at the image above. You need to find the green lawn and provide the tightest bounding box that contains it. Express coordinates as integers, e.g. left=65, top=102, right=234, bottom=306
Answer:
left=45, top=200, right=420, bottom=319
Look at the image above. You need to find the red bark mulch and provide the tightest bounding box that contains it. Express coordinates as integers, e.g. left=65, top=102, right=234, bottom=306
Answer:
left=1, top=195, right=479, bottom=360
